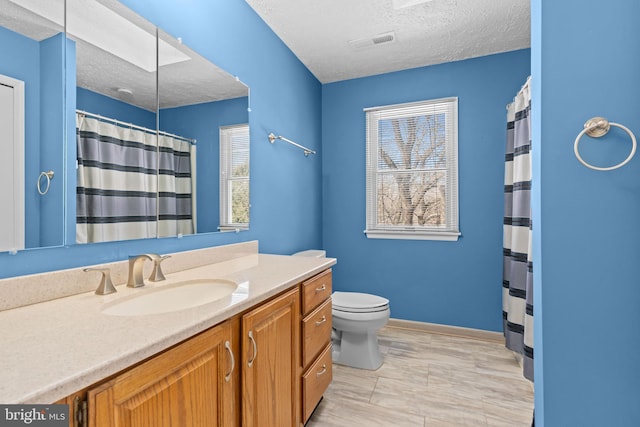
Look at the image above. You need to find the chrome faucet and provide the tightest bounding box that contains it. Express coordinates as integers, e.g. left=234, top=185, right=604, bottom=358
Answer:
left=84, top=267, right=117, bottom=295
left=148, top=254, right=171, bottom=282
left=127, top=254, right=152, bottom=288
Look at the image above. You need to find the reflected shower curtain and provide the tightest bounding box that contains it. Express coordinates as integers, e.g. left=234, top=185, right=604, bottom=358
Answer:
left=76, top=115, right=157, bottom=243
left=157, top=134, right=196, bottom=237
left=503, top=77, right=533, bottom=382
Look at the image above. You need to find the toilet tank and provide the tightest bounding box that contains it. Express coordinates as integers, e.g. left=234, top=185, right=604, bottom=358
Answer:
left=292, top=250, right=326, bottom=258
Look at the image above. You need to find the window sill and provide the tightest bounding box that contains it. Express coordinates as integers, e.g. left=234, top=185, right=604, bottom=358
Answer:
left=218, top=225, right=249, bottom=233
left=364, top=229, right=460, bottom=241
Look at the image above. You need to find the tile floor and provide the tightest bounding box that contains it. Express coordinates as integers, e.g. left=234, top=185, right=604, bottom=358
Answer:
left=306, top=326, right=534, bottom=427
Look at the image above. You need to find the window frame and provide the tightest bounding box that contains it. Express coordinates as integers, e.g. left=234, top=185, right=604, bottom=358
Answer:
left=219, top=123, right=250, bottom=231
left=364, top=97, right=460, bottom=241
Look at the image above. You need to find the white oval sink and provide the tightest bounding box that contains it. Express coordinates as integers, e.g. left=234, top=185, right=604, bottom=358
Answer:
left=102, top=279, right=238, bottom=316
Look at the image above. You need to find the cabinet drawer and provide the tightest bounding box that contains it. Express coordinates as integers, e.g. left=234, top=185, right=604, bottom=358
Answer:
left=302, top=299, right=332, bottom=367
left=301, top=269, right=332, bottom=315
left=302, top=344, right=332, bottom=424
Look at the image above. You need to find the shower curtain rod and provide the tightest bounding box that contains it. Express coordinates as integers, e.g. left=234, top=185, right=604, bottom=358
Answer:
left=76, top=109, right=197, bottom=144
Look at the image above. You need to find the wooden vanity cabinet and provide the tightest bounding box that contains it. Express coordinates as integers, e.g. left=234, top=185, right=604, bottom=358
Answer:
left=299, top=269, right=333, bottom=424
left=56, top=268, right=334, bottom=427
left=241, top=287, right=301, bottom=427
left=86, top=318, right=239, bottom=427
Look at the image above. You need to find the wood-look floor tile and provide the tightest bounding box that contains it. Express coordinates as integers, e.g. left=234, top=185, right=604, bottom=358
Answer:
left=307, top=326, right=534, bottom=426
left=305, top=396, right=426, bottom=427
left=325, top=364, right=378, bottom=403
left=370, top=376, right=488, bottom=425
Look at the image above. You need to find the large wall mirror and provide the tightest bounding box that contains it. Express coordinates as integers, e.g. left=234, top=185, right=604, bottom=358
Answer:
left=0, top=0, right=250, bottom=253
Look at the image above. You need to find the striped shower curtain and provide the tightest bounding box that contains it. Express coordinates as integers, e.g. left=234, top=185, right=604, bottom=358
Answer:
left=157, top=134, right=196, bottom=237
left=503, top=77, right=533, bottom=382
left=76, top=115, right=157, bottom=243
left=76, top=115, right=195, bottom=243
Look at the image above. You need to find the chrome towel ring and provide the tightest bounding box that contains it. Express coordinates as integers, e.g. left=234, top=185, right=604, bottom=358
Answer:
left=574, top=117, right=637, bottom=171
left=37, top=170, right=54, bottom=195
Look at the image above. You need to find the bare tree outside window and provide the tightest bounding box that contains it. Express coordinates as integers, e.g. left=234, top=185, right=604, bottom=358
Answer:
left=377, top=114, right=447, bottom=227
left=231, top=162, right=249, bottom=224
left=220, top=124, right=249, bottom=228
left=365, top=98, right=459, bottom=240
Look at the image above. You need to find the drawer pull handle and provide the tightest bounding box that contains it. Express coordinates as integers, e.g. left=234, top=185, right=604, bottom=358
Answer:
left=315, top=315, right=327, bottom=326
left=316, top=364, right=327, bottom=377
left=315, top=284, right=326, bottom=293
left=224, top=340, right=235, bottom=382
left=248, top=330, right=257, bottom=368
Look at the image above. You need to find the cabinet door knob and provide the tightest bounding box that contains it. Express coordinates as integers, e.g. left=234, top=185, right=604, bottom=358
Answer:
left=248, top=330, right=257, bottom=368
left=315, top=283, right=326, bottom=293
left=316, top=364, right=327, bottom=377
left=224, top=340, right=235, bottom=382
left=315, top=315, right=327, bottom=326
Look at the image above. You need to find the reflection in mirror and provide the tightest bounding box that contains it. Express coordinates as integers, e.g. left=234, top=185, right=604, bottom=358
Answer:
left=157, top=28, right=250, bottom=236
left=68, top=0, right=158, bottom=244
left=0, top=0, right=66, bottom=252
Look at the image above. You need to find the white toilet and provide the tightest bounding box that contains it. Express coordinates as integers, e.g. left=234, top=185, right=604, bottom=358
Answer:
left=291, top=249, right=390, bottom=370
left=331, top=291, right=390, bottom=370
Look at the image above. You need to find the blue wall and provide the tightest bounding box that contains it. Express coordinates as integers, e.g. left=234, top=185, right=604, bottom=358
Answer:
left=160, top=97, right=249, bottom=233
left=39, top=34, right=67, bottom=248
left=0, top=0, right=322, bottom=278
left=322, top=50, right=530, bottom=331
left=76, top=87, right=156, bottom=129
left=532, top=0, right=640, bottom=425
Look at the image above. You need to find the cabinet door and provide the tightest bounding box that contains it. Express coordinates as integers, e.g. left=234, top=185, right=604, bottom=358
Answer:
left=242, top=287, right=300, bottom=427
left=88, top=318, right=239, bottom=427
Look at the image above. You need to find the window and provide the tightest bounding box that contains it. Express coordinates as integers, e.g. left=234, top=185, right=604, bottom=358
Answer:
left=219, top=124, right=250, bottom=230
left=365, top=97, right=459, bottom=241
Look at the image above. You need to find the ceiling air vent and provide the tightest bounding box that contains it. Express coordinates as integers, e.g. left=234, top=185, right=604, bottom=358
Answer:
left=348, top=31, right=396, bottom=50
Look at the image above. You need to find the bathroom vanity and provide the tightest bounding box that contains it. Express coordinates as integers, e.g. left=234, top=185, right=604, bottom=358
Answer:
left=0, top=242, right=335, bottom=427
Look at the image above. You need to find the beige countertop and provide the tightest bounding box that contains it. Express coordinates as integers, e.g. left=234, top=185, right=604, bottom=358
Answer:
left=0, top=252, right=336, bottom=404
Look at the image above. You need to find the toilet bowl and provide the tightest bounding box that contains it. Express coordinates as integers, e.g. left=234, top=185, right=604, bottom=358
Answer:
left=291, top=250, right=390, bottom=370
left=331, top=291, right=390, bottom=370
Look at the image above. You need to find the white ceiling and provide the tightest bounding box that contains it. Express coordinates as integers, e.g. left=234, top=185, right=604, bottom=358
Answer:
left=245, top=0, right=530, bottom=83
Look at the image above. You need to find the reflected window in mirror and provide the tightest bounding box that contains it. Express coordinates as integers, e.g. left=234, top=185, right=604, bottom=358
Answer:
left=157, top=27, right=249, bottom=237
left=219, top=124, right=249, bottom=231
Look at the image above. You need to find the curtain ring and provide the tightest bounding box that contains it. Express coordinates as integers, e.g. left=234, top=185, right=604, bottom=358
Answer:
left=37, top=171, right=54, bottom=195
left=574, top=117, right=637, bottom=171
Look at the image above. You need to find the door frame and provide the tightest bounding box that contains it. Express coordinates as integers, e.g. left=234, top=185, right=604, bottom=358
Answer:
left=0, top=73, right=25, bottom=252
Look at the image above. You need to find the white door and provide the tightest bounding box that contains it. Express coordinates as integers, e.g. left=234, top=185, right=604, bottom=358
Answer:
left=0, top=75, right=25, bottom=252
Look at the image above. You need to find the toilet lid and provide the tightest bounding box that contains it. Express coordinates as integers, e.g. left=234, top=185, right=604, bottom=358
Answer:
left=332, top=292, right=389, bottom=312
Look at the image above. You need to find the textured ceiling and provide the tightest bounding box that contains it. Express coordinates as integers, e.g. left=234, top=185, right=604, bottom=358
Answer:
left=245, top=0, right=530, bottom=83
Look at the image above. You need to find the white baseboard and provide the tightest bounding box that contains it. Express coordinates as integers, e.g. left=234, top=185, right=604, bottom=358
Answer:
left=387, top=318, right=505, bottom=344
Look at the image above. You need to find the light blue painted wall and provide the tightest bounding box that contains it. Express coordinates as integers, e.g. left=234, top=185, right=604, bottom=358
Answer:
left=322, top=50, right=531, bottom=331
left=39, top=34, right=67, bottom=248
left=0, top=0, right=322, bottom=278
left=532, top=0, right=640, bottom=425
left=76, top=87, right=156, bottom=129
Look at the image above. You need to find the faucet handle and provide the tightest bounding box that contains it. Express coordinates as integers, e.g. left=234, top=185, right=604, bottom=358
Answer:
left=148, top=255, right=171, bottom=282
left=84, top=268, right=117, bottom=295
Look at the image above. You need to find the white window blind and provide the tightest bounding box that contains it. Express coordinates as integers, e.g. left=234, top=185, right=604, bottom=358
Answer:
left=365, top=97, right=460, bottom=241
left=219, top=124, right=249, bottom=229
